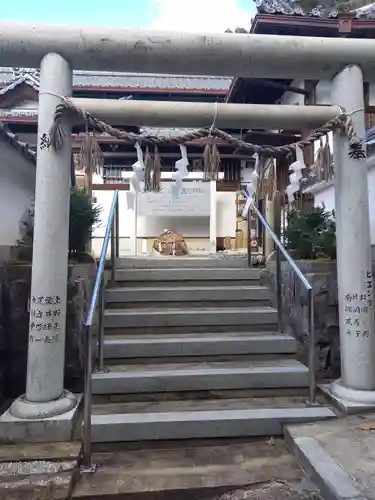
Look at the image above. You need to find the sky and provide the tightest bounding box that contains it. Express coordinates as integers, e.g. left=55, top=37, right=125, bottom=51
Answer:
left=0, top=0, right=255, bottom=33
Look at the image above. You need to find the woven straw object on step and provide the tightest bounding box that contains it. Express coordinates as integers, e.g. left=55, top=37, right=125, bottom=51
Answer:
left=153, top=229, right=189, bottom=256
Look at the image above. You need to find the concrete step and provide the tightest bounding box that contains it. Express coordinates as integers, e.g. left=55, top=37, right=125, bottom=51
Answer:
left=116, top=256, right=252, bottom=269
left=104, top=353, right=297, bottom=366
left=92, top=387, right=313, bottom=405
left=92, top=395, right=322, bottom=414
left=103, top=333, right=296, bottom=359
left=90, top=397, right=335, bottom=443
left=106, top=285, right=270, bottom=308
left=114, top=268, right=262, bottom=285
left=91, top=359, right=309, bottom=395
left=104, top=306, right=278, bottom=330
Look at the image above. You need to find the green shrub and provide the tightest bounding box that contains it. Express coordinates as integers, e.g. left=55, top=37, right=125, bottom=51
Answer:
left=68, top=187, right=101, bottom=256
left=18, top=188, right=101, bottom=259
left=284, top=205, right=336, bottom=260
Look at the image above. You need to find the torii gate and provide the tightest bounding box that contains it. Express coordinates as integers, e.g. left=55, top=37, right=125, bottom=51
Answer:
left=0, top=22, right=374, bottom=427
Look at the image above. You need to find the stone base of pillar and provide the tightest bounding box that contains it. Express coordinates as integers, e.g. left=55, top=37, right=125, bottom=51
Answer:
left=321, top=381, right=375, bottom=414
left=10, top=390, right=77, bottom=419
left=0, top=392, right=81, bottom=443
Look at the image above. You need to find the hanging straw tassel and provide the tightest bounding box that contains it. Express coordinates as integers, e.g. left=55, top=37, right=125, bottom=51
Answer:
left=48, top=104, right=68, bottom=152
left=314, top=137, right=324, bottom=181
left=203, top=143, right=221, bottom=181
left=211, top=143, right=221, bottom=181
left=264, top=158, right=275, bottom=200
left=323, top=137, right=332, bottom=181
left=152, top=146, right=162, bottom=191
left=203, top=144, right=211, bottom=181
left=144, top=147, right=153, bottom=192
left=75, top=131, right=104, bottom=193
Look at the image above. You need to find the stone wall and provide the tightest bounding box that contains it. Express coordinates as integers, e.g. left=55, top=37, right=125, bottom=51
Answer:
left=0, top=261, right=96, bottom=403
left=263, top=260, right=340, bottom=378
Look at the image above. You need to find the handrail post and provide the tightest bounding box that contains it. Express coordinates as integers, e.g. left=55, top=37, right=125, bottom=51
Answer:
left=97, top=279, right=105, bottom=372
left=81, top=325, right=95, bottom=472
left=115, top=195, right=120, bottom=258
left=81, top=189, right=118, bottom=473
left=248, top=192, right=317, bottom=406
left=247, top=209, right=252, bottom=268
left=111, top=216, right=116, bottom=283
left=273, top=192, right=283, bottom=334
left=275, top=247, right=283, bottom=334
left=307, top=288, right=316, bottom=405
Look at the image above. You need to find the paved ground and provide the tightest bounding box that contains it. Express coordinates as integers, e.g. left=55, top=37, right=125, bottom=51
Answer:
left=6, top=411, right=375, bottom=500
left=74, top=438, right=308, bottom=498
left=3, top=413, right=375, bottom=500
left=214, top=480, right=322, bottom=500
left=0, top=442, right=80, bottom=500
left=286, top=412, right=375, bottom=500
left=0, top=438, right=316, bottom=499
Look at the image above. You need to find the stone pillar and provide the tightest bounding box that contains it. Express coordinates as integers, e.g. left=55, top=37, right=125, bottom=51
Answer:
left=330, top=65, right=375, bottom=405
left=10, top=53, right=77, bottom=418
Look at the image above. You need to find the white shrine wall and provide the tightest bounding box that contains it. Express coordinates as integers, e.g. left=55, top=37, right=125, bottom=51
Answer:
left=0, top=141, right=35, bottom=261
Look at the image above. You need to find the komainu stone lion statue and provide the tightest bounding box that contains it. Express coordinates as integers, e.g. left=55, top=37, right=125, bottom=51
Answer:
left=153, top=229, right=189, bottom=256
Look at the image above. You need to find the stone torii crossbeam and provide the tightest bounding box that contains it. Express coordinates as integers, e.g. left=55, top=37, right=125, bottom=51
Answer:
left=0, top=22, right=373, bottom=437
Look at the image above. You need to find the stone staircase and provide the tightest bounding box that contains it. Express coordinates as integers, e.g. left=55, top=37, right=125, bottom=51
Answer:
left=90, top=258, right=335, bottom=444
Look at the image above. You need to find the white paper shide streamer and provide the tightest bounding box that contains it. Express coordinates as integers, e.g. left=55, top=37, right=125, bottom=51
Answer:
left=128, top=142, right=145, bottom=193
left=285, top=145, right=305, bottom=204
left=242, top=153, right=259, bottom=217
left=171, top=145, right=189, bottom=199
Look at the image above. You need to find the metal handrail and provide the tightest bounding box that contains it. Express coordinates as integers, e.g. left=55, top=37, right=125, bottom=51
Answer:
left=81, top=189, right=119, bottom=472
left=250, top=202, right=316, bottom=406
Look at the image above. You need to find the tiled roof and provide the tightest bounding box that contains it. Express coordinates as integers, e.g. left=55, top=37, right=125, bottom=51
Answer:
left=254, top=0, right=375, bottom=19
left=72, top=72, right=231, bottom=91
left=0, top=68, right=232, bottom=92
left=0, top=122, right=36, bottom=163
left=0, top=73, right=39, bottom=96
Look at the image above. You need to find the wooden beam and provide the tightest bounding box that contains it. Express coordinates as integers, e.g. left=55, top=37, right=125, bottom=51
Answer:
left=92, top=183, right=129, bottom=190
left=257, top=79, right=310, bottom=96
left=243, top=130, right=300, bottom=146
left=101, top=152, right=255, bottom=159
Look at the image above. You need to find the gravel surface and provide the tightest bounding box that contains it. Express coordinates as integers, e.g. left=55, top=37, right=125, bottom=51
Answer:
left=214, top=478, right=322, bottom=500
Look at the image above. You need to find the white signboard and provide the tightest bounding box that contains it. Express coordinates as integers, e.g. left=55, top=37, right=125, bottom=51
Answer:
left=137, top=182, right=211, bottom=217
